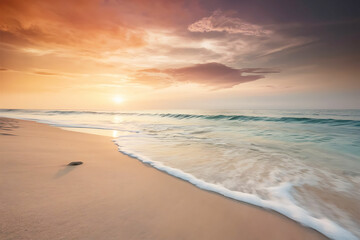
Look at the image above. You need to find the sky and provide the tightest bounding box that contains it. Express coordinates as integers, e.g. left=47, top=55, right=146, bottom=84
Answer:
left=1, top=0, right=359, bottom=110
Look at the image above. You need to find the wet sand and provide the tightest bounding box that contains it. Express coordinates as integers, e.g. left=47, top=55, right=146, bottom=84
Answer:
left=0, top=118, right=327, bottom=240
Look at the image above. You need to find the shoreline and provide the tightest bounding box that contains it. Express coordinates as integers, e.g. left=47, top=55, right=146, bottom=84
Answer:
left=0, top=117, right=327, bottom=239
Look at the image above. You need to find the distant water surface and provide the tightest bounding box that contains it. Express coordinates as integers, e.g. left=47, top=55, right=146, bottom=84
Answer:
left=1, top=109, right=360, bottom=239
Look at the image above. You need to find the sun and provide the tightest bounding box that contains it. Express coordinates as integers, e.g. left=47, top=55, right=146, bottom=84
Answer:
left=113, top=95, right=124, bottom=104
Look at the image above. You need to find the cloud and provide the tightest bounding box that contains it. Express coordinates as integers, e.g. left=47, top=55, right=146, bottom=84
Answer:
left=33, top=71, right=60, bottom=76
left=0, top=0, right=307, bottom=77
left=0, top=0, right=205, bottom=50
left=136, top=62, right=279, bottom=88
left=240, top=68, right=281, bottom=74
left=0, top=0, right=203, bottom=57
left=0, top=67, right=61, bottom=76
left=0, top=0, right=146, bottom=55
left=188, top=10, right=271, bottom=36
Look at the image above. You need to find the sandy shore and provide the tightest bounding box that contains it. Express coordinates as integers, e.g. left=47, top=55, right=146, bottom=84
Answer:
left=0, top=118, right=327, bottom=240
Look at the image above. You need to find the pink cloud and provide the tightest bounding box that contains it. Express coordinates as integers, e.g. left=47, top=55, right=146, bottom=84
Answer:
left=137, top=62, right=279, bottom=88
left=188, top=10, right=271, bottom=36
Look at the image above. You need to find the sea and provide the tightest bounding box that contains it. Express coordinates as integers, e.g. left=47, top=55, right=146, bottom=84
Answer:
left=1, top=109, right=359, bottom=239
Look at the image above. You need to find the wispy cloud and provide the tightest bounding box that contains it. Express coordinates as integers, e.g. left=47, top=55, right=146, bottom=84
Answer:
left=188, top=10, right=271, bottom=36
left=33, top=71, right=60, bottom=76
left=0, top=0, right=203, bottom=57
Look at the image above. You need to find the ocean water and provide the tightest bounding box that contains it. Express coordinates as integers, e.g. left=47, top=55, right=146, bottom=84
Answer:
left=1, top=109, right=359, bottom=239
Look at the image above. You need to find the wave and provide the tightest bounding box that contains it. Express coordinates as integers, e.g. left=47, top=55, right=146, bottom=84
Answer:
left=1, top=109, right=359, bottom=127
left=0, top=115, right=139, bottom=133
left=155, top=113, right=360, bottom=126
left=113, top=140, right=358, bottom=240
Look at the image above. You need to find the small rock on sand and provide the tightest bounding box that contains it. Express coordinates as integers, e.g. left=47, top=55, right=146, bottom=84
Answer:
left=68, top=161, right=83, bottom=166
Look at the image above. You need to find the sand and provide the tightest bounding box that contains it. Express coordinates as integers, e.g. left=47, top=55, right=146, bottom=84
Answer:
left=0, top=118, right=327, bottom=240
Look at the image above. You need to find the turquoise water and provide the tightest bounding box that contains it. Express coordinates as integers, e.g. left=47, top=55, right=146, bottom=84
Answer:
left=1, top=109, right=359, bottom=239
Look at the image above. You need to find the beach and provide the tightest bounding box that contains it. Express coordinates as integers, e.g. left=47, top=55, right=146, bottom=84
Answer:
left=0, top=117, right=327, bottom=239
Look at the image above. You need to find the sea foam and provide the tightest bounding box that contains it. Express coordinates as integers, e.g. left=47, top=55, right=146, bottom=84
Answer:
left=113, top=140, right=358, bottom=240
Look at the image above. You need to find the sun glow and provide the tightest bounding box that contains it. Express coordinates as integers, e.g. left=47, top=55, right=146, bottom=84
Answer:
left=113, top=95, right=124, bottom=104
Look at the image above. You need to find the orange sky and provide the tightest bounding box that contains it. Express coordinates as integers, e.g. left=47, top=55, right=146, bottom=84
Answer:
left=1, top=0, right=359, bottom=110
